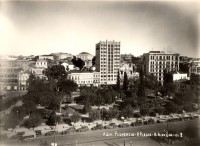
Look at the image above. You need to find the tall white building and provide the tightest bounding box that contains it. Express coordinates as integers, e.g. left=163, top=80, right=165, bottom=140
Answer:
left=143, top=51, right=180, bottom=85
left=95, top=40, right=120, bottom=85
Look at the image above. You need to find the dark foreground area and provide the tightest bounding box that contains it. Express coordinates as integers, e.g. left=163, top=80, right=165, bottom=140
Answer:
left=1, top=119, right=199, bottom=146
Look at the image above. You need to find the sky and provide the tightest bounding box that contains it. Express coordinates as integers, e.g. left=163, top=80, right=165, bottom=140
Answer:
left=0, top=0, right=199, bottom=57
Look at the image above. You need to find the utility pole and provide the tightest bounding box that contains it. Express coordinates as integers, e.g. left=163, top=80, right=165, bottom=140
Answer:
left=167, top=121, right=169, bottom=144
left=54, top=122, right=58, bottom=146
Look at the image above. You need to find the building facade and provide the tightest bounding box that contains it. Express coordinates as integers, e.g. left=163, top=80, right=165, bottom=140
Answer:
left=68, top=71, right=100, bottom=87
left=36, top=59, right=48, bottom=68
left=143, top=51, right=180, bottom=85
left=0, top=59, right=32, bottom=91
left=31, top=59, right=48, bottom=79
left=93, top=72, right=100, bottom=86
left=18, top=72, right=29, bottom=91
left=95, top=40, right=120, bottom=85
left=39, top=55, right=54, bottom=60
left=119, top=63, right=139, bottom=81
left=52, top=53, right=73, bottom=61
left=68, top=71, right=93, bottom=86
left=189, top=58, right=200, bottom=76
left=76, top=52, right=94, bottom=61
left=121, top=54, right=133, bottom=63
left=172, top=71, right=188, bottom=81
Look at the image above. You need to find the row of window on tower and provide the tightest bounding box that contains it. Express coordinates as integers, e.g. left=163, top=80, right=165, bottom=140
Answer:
left=150, top=55, right=179, bottom=60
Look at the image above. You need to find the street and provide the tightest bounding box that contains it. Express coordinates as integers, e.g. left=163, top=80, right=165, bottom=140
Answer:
left=2, top=119, right=199, bottom=146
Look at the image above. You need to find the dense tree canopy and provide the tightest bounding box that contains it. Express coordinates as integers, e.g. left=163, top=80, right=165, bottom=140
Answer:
left=70, top=112, right=81, bottom=123
left=71, top=56, right=85, bottom=70
left=144, top=73, right=160, bottom=91
left=137, top=69, right=146, bottom=102
left=89, top=110, right=101, bottom=121
left=123, top=72, right=128, bottom=91
left=116, top=70, right=120, bottom=90
left=57, top=79, right=78, bottom=94
left=92, top=56, right=96, bottom=66
left=77, top=87, right=117, bottom=107
left=23, top=76, right=58, bottom=108
left=4, top=113, right=20, bottom=129
left=47, top=111, right=61, bottom=126
left=43, top=65, right=67, bottom=82
left=22, top=112, right=42, bottom=128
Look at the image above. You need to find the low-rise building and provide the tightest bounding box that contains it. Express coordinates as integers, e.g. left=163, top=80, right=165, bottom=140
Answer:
left=174, top=80, right=190, bottom=93
left=68, top=71, right=94, bottom=86
left=68, top=71, right=100, bottom=87
left=84, top=60, right=92, bottom=69
left=76, top=52, right=94, bottom=61
left=189, top=58, right=200, bottom=76
left=119, top=63, right=139, bottom=81
left=18, top=72, right=29, bottom=91
left=36, top=59, right=48, bottom=68
left=0, top=59, right=33, bottom=91
left=121, top=54, right=133, bottom=63
left=52, top=53, right=73, bottom=61
left=31, top=68, right=46, bottom=79
left=39, top=55, right=54, bottom=60
left=171, top=71, right=188, bottom=81
left=93, top=72, right=100, bottom=86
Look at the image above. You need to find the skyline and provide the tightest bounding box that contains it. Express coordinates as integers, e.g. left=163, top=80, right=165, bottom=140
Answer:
left=0, top=1, right=199, bottom=58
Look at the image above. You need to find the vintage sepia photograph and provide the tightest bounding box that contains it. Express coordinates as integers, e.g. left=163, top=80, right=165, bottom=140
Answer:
left=0, top=0, right=199, bottom=146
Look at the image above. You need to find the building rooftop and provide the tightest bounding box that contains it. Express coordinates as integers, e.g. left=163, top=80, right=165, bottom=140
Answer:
left=78, top=52, right=91, bottom=55
left=69, top=70, right=94, bottom=73
left=147, top=51, right=179, bottom=55
left=170, top=71, right=186, bottom=74
left=36, top=59, right=47, bottom=62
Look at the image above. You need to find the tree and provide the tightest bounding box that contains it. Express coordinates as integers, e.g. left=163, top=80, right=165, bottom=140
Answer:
left=11, top=106, right=26, bottom=120
left=123, top=72, right=128, bottom=91
left=70, top=112, right=81, bottom=123
left=24, top=77, right=57, bottom=108
left=160, top=70, right=176, bottom=98
left=123, top=104, right=133, bottom=118
left=57, top=79, right=78, bottom=95
left=43, top=65, right=67, bottom=82
left=22, top=101, right=36, bottom=115
left=26, top=73, right=37, bottom=89
left=174, top=90, right=196, bottom=106
left=83, top=100, right=92, bottom=113
left=179, top=62, right=189, bottom=74
left=116, top=70, right=120, bottom=90
left=160, top=83, right=176, bottom=98
left=22, top=112, right=42, bottom=128
left=163, top=69, right=173, bottom=86
left=144, top=73, right=159, bottom=91
left=104, top=88, right=117, bottom=104
left=164, top=102, right=182, bottom=114
left=89, top=110, right=101, bottom=121
left=4, top=113, right=20, bottom=129
left=57, top=79, right=78, bottom=112
left=137, top=69, right=146, bottom=103
left=92, top=56, right=96, bottom=66
left=71, top=56, right=85, bottom=70
left=47, top=111, right=57, bottom=126
left=43, top=65, right=75, bottom=113
left=108, top=108, right=120, bottom=119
